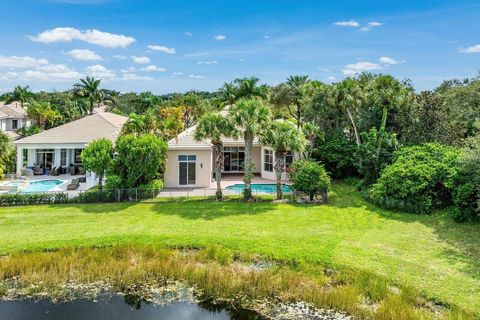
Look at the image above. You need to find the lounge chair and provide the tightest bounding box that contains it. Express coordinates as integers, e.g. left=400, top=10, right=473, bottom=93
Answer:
left=66, top=178, right=80, bottom=190
left=33, top=165, right=44, bottom=175
left=51, top=167, right=59, bottom=176
left=78, top=176, right=86, bottom=183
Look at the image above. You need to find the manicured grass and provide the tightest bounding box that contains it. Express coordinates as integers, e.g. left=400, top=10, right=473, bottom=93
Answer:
left=0, top=182, right=479, bottom=314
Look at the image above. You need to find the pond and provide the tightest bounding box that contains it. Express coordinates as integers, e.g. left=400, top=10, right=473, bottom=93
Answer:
left=0, top=295, right=262, bottom=320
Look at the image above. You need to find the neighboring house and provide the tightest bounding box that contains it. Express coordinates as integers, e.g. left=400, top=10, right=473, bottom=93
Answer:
left=14, top=112, right=127, bottom=175
left=0, top=102, right=32, bottom=140
left=164, top=126, right=294, bottom=188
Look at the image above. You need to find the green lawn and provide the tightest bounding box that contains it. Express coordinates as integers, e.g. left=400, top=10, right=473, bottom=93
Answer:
left=0, top=182, right=479, bottom=314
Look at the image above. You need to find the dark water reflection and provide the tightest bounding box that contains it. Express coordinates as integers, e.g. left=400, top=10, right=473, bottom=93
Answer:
left=0, top=295, right=263, bottom=320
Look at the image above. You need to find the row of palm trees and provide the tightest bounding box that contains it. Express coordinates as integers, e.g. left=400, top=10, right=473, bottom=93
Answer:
left=194, top=97, right=308, bottom=201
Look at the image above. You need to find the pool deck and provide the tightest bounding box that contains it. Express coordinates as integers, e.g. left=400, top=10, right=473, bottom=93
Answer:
left=0, top=174, right=95, bottom=194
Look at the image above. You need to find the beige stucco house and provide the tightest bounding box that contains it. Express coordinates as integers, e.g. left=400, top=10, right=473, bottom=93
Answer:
left=14, top=112, right=127, bottom=175
left=164, top=125, right=293, bottom=188
left=0, top=102, right=32, bottom=140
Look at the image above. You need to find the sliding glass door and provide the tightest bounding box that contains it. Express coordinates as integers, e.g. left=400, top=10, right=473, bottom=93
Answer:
left=178, top=155, right=196, bottom=185
left=223, top=147, right=245, bottom=172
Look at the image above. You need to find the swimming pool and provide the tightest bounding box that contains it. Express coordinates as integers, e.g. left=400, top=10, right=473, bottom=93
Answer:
left=5, top=179, right=65, bottom=193
left=225, top=183, right=292, bottom=194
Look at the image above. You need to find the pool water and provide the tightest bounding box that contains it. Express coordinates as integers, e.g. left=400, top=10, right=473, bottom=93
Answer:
left=21, top=179, right=64, bottom=193
left=225, top=183, right=292, bottom=194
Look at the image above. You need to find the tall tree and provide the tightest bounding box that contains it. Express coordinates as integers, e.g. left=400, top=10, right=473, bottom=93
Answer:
left=229, top=98, right=271, bottom=200
left=286, top=75, right=309, bottom=128
left=27, top=101, right=60, bottom=129
left=270, top=76, right=311, bottom=127
left=260, top=120, right=306, bottom=199
left=194, top=113, right=236, bottom=200
left=0, top=131, right=14, bottom=178
left=234, top=77, right=268, bottom=100
left=73, top=77, right=103, bottom=115
left=6, top=85, right=32, bottom=108
left=80, top=138, right=113, bottom=191
left=332, top=78, right=363, bottom=146
left=217, top=82, right=238, bottom=107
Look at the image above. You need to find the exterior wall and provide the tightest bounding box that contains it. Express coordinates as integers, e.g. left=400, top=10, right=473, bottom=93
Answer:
left=164, top=149, right=212, bottom=188
left=252, top=146, right=261, bottom=173
left=260, top=146, right=290, bottom=181
left=0, top=119, right=6, bottom=131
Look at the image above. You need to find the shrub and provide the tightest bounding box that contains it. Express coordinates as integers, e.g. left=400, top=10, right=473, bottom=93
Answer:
left=369, top=143, right=461, bottom=213
left=290, top=160, right=331, bottom=201
left=314, top=134, right=358, bottom=179
left=0, top=192, right=69, bottom=206
left=105, top=174, right=122, bottom=190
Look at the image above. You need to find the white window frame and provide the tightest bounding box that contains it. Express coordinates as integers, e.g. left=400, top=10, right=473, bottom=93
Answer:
left=178, top=155, right=197, bottom=186
left=264, top=149, right=273, bottom=172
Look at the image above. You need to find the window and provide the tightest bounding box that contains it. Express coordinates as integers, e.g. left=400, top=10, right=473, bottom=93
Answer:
left=223, top=147, right=245, bottom=171
left=22, top=149, right=28, bottom=167
left=178, top=155, right=196, bottom=185
left=285, top=151, right=293, bottom=171
left=12, top=119, right=18, bottom=130
left=264, top=149, right=273, bottom=172
left=60, top=149, right=67, bottom=166
left=74, top=149, right=83, bottom=164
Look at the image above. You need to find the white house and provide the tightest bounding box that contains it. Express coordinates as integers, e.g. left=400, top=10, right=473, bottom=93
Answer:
left=14, top=112, right=127, bottom=175
left=164, top=126, right=293, bottom=188
left=0, top=102, right=32, bottom=140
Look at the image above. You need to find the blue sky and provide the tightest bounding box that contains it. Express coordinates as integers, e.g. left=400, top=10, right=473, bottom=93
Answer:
left=0, top=0, right=479, bottom=93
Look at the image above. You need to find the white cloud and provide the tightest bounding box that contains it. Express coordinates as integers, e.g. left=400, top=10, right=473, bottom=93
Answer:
left=67, top=49, right=102, bottom=61
left=172, top=72, right=184, bottom=76
left=459, top=44, right=480, bottom=53
left=0, top=55, right=49, bottom=68
left=131, top=56, right=151, bottom=64
left=318, top=67, right=330, bottom=72
left=264, top=35, right=270, bottom=39
left=141, top=65, right=166, bottom=72
left=121, top=73, right=153, bottom=81
left=0, top=64, right=81, bottom=82
left=120, top=66, right=136, bottom=73
left=379, top=56, right=404, bottom=65
left=327, top=76, right=337, bottom=82
left=188, top=74, right=205, bottom=79
left=368, top=21, right=384, bottom=27
left=113, top=55, right=128, bottom=60
left=85, top=64, right=116, bottom=79
left=184, top=32, right=192, bottom=37
left=239, top=58, right=246, bottom=62
left=333, top=20, right=359, bottom=27
left=197, top=60, right=218, bottom=65
left=343, top=61, right=383, bottom=75
left=29, top=27, right=136, bottom=48
left=147, top=45, right=176, bottom=54
left=214, top=34, right=226, bottom=41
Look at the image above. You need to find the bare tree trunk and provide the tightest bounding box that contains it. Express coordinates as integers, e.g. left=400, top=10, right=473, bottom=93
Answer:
left=98, top=173, right=103, bottom=191
left=346, top=107, right=361, bottom=146
left=212, top=142, right=224, bottom=200
left=374, top=105, right=389, bottom=179
left=243, top=131, right=253, bottom=200
left=274, top=150, right=286, bottom=200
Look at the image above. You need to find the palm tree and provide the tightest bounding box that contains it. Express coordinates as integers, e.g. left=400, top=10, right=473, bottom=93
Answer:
left=234, top=77, right=268, bottom=100
left=286, top=75, right=309, bottom=128
left=332, top=78, right=363, bottom=146
left=27, top=101, right=60, bottom=129
left=194, top=113, right=236, bottom=200
left=260, top=120, right=306, bottom=200
left=6, top=85, right=32, bottom=109
left=302, top=121, right=322, bottom=159
left=229, top=98, right=271, bottom=200
left=73, top=77, right=103, bottom=114
left=217, top=82, right=238, bottom=107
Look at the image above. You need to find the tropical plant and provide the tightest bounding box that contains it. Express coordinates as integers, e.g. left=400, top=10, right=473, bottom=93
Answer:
left=260, top=120, right=306, bottom=199
left=27, top=100, right=60, bottom=129
left=0, top=132, right=15, bottom=178
left=80, top=138, right=113, bottom=191
left=228, top=98, right=271, bottom=200
left=112, top=134, right=167, bottom=188
left=301, top=121, right=323, bottom=159
left=5, top=85, right=33, bottom=108
left=73, top=77, right=103, bottom=114
left=332, top=78, right=363, bottom=146
left=121, top=110, right=159, bottom=136
left=369, top=143, right=461, bottom=213
left=217, top=82, right=238, bottom=107
left=194, top=113, right=236, bottom=200
left=290, top=160, right=331, bottom=202
left=286, top=75, right=309, bottom=128
left=234, top=77, right=268, bottom=100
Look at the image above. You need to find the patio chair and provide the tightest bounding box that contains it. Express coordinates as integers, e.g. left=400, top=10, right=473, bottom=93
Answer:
left=66, top=178, right=80, bottom=190
left=51, top=167, right=59, bottom=176
left=78, top=176, right=86, bottom=183
left=33, top=165, right=44, bottom=175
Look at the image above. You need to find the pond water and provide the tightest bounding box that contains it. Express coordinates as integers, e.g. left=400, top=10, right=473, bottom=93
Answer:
left=0, top=295, right=262, bottom=320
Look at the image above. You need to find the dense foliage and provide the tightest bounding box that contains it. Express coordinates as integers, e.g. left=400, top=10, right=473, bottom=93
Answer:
left=80, top=138, right=113, bottom=191
left=0, top=132, right=15, bottom=178
left=369, top=143, right=461, bottom=214
left=111, top=134, right=167, bottom=188
left=290, top=160, right=331, bottom=201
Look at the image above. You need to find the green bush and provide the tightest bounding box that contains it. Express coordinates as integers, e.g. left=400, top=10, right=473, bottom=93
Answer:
left=369, top=143, right=461, bottom=214
left=0, top=192, right=69, bottom=206
left=290, top=160, right=331, bottom=201
left=105, top=174, right=122, bottom=190
left=314, top=134, right=358, bottom=178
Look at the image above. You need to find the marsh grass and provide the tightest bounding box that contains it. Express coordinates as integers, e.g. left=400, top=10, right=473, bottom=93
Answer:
left=0, top=245, right=474, bottom=320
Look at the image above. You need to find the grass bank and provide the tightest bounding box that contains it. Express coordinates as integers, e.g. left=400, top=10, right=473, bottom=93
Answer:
left=0, top=182, right=478, bottom=316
